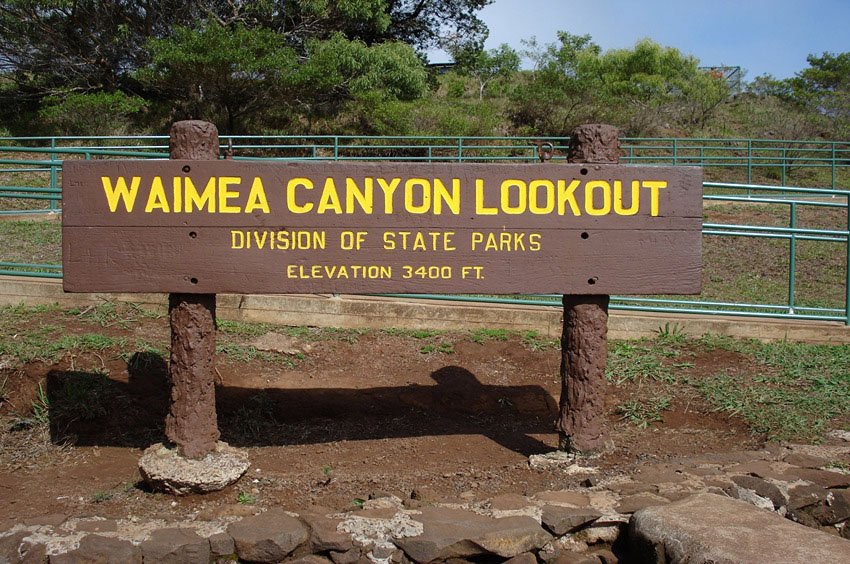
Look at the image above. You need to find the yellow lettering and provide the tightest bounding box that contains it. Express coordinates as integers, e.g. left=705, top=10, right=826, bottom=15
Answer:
left=500, top=180, right=526, bottom=214
left=287, top=178, right=314, bottom=213
left=614, top=180, right=640, bottom=216
left=318, top=178, right=343, bottom=214
left=218, top=177, right=241, bottom=213
left=245, top=177, right=270, bottom=213
left=433, top=179, right=461, bottom=215
left=172, top=177, right=182, bottom=213
left=346, top=177, right=373, bottom=214
left=585, top=180, right=611, bottom=216
left=529, top=180, right=555, bottom=214
left=475, top=179, right=497, bottom=215
left=231, top=230, right=245, bottom=249
left=101, top=176, right=140, bottom=213
left=642, top=180, right=667, bottom=216
left=557, top=179, right=581, bottom=216
left=404, top=178, right=430, bottom=214
left=144, top=177, right=170, bottom=213
left=185, top=177, right=216, bottom=212
left=377, top=178, right=400, bottom=214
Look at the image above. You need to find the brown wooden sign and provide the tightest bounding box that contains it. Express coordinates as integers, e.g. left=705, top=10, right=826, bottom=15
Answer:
left=62, top=160, right=702, bottom=294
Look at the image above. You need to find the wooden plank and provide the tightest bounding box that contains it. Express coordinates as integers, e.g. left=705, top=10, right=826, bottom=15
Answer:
left=62, top=160, right=703, bottom=295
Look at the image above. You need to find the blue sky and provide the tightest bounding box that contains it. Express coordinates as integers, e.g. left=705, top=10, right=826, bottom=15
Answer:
left=432, top=0, right=850, bottom=81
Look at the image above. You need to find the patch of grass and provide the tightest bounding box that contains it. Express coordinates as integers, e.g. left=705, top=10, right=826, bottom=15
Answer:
left=91, top=490, right=114, bottom=503
left=381, top=328, right=442, bottom=339
left=215, top=342, right=275, bottom=363
left=0, top=220, right=61, bottom=266
left=217, top=319, right=273, bottom=338
left=694, top=340, right=850, bottom=440
left=66, top=301, right=161, bottom=328
left=471, top=328, right=509, bottom=343
left=237, top=491, right=257, bottom=505
left=419, top=342, right=454, bottom=354
left=616, top=396, right=672, bottom=428
left=521, top=330, right=558, bottom=351
left=606, top=340, right=676, bottom=384
left=50, top=371, right=116, bottom=423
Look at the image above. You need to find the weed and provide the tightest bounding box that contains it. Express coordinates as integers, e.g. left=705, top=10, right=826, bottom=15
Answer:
left=0, top=374, right=8, bottom=404
left=616, top=396, right=671, bottom=428
left=31, top=382, right=49, bottom=424
left=420, top=343, right=454, bottom=354
left=656, top=322, right=686, bottom=343
left=352, top=498, right=366, bottom=508
left=91, top=490, right=114, bottom=503
left=237, top=491, right=257, bottom=505
left=471, top=328, right=509, bottom=344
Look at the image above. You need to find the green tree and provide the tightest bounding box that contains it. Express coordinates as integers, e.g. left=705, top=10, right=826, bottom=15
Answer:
left=452, top=43, right=520, bottom=99
left=508, top=33, right=729, bottom=136
left=138, top=24, right=427, bottom=134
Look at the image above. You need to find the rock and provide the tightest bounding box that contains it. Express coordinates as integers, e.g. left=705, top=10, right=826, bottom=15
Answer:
left=394, top=507, right=551, bottom=563
left=0, top=531, right=44, bottom=564
left=529, top=452, right=597, bottom=474
left=207, top=532, right=235, bottom=559
left=289, top=556, right=334, bottom=564
left=789, top=468, right=850, bottom=489
left=330, top=548, right=365, bottom=564
left=504, top=552, right=539, bottom=564
left=138, top=441, right=249, bottom=495
left=788, top=484, right=828, bottom=510
left=140, top=528, right=210, bottom=564
left=629, top=493, right=850, bottom=564
left=227, top=509, right=310, bottom=563
left=615, top=493, right=669, bottom=515
left=726, top=484, right=774, bottom=511
left=299, top=510, right=355, bottom=553
left=50, top=534, right=141, bottom=564
left=608, top=481, right=658, bottom=496
left=810, top=490, right=850, bottom=526
left=730, top=475, right=787, bottom=509
left=588, top=547, right=619, bottom=564
left=550, top=553, right=598, bottom=564
left=784, top=453, right=828, bottom=469
left=490, top=494, right=534, bottom=511
left=541, top=506, right=602, bottom=535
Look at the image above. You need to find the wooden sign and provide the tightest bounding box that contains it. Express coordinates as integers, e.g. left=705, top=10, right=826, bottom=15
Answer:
left=62, top=160, right=702, bottom=294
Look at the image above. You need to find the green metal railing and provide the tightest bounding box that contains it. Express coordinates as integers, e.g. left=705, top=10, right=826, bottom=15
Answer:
left=1, top=136, right=849, bottom=324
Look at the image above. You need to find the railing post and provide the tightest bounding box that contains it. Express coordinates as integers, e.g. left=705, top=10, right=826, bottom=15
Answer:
left=49, top=137, right=58, bottom=211
left=747, top=139, right=753, bottom=186
left=846, top=195, right=850, bottom=326
left=788, top=202, right=797, bottom=315
left=833, top=142, right=837, bottom=189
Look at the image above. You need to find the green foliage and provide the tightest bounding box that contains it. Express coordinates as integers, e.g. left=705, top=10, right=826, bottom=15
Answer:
left=509, top=33, right=730, bottom=136
left=38, top=92, right=145, bottom=135
left=470, top=328, right=509, bottom=343
left=237, top=491, right=257, bottom=505
left=451, top=43, right=520, bottom=99
left=616, top=396, right=671, bottom=428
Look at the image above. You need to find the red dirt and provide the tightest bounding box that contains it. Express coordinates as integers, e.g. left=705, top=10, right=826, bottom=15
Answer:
left=0, top=313, right=762, bottom=529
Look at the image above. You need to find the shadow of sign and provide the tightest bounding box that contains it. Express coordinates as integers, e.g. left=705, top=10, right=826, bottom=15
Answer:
left=44, top=360, right=557, bottom=457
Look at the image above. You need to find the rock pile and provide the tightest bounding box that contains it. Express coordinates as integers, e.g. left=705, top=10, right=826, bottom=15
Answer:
left=2, top=442, right=850, bottom=563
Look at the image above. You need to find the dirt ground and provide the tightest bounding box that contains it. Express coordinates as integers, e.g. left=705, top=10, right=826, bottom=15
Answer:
left=0, top=305, right=773, bottom=531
